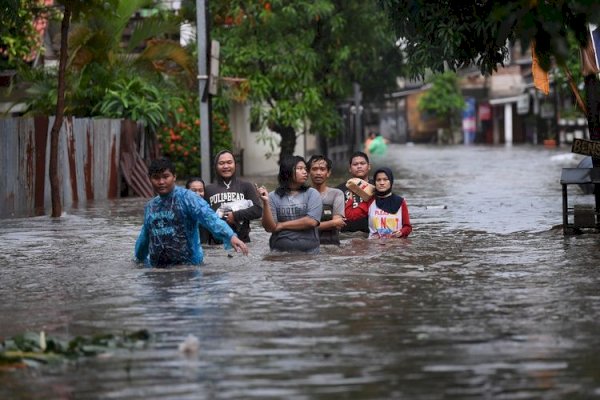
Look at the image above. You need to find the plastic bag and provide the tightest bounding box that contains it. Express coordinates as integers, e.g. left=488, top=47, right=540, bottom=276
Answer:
left=216, top=199, right=254, bottom=218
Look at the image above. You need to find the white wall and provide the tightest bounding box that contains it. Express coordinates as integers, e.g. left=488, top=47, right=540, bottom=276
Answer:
left=229, top=102, right=312, bottom=176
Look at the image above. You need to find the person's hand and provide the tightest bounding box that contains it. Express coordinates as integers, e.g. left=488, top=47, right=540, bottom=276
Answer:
left=224, top=211, right=235, bottom=225
left=333, top=217, right=347, bottom=229
left=392, top=230, right=405, bottom=238
left=256, top=185, right=269, bottom=202
left=230, top=236, right=249, bottom=256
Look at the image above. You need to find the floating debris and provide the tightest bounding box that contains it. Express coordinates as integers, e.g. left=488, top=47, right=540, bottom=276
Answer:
left=425, top=205, right=447, bottom=210
left=178, top=334, right=200, bottom=355
left=0, top=329, right=151, bottom=371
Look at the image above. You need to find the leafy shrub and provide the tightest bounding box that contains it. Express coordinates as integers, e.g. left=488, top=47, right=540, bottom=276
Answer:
left=157, top=94, right=232, bottom=178
left=96, top=74, right=168, bottom=132
left=0, top=2, right=41, bottom=69
left=19, top=61, right=232, bottom=179
left=157, top=97, right=202, bottom=178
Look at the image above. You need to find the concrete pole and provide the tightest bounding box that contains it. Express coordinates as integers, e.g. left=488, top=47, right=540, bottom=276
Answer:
left=493, top=107, right=500, bottom=144
left=196, top=0, right=211, bottom=183
left=504, top=103, right=513, bottom=145
left=353, top=83, right=363, bottom=152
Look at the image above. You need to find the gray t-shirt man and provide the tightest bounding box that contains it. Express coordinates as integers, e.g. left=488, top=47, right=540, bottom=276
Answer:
left=268, top=188, right=323, bottom=253
left=319, top=187, right=345, bottom=245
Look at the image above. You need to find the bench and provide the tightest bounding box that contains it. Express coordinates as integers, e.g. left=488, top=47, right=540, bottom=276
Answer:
left=560, top=167, right=600, bottom=234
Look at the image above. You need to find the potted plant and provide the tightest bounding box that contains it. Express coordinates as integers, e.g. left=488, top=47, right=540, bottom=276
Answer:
left=543, top=135, right=557, bottom=148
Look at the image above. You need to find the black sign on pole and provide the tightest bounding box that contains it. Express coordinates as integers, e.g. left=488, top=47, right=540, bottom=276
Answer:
left=571, top=138, right=600, bottom=157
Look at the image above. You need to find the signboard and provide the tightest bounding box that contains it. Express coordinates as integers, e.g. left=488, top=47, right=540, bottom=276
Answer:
left=462, top=97, right=476, bottom=144
left=571, top=138, right=600, bottom=157
left=478, top=104, right=491, bottom=121
left=517, top=93, right=530, bottom=115
left=540, top=102, right=554, bottom=119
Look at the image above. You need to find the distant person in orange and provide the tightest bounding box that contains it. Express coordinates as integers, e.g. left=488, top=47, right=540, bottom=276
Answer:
left=364, top=131, right=377, bottom=155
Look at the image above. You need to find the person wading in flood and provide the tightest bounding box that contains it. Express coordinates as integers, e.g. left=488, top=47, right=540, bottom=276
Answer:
left=185, top=177, right=210, bottom=244
left=135, top=158, right=248, bottom=267
left=204, top=150, right=262, bottom=244
left=336, top=151, right=372, bottom=236
left=345, top=167, right=412, bottom=239
left=185, top=177, right=205, bottom=198
left=257, top=155, right=322, bottom=253
left=307, top=154, right=346, bottom=245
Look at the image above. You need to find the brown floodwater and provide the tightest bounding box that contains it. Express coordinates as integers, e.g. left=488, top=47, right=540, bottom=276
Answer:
left=1, top=144, right=599, bottom=400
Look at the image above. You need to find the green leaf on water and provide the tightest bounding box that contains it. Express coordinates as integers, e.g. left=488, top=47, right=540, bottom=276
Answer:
left=0, top=329, right=152, bottom=371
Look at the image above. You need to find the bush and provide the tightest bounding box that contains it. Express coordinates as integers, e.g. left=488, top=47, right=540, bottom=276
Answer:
left=96, top=75, right=168, bottom=132
left=156, top=94, right=232, bottom=178
left=18, top=59, right=232, bottom=178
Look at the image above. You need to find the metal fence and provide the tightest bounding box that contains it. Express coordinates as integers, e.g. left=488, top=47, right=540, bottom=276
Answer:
left=1, top=117, right=123, bottom=218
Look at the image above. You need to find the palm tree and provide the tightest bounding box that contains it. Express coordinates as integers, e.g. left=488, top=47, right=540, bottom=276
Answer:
left=43, top=0, right=196, bottom=217
left=68, top=0, right=195, bottom=84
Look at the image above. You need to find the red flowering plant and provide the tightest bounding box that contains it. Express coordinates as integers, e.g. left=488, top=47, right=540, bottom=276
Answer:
left=1, top=1, right=47, bottom=69
left=157, top=94, right=232, bottom=178
left=157, top=96, right=201, bottom=177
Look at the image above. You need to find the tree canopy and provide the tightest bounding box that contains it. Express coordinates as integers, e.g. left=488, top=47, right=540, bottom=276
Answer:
left=197, top=0, right=404, bottom=162
left=383, top=0, right=600, bottom=209
left=381, top=0, right=600, bottom=78
left=417, top=71, right=465, bottom=123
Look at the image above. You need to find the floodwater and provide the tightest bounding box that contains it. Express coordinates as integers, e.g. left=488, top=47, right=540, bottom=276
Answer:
left=1, top=145, right=600, bottom=400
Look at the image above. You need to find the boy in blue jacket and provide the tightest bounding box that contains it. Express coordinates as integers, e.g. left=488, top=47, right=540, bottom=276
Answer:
left=135, top=158, right=248, bottom=267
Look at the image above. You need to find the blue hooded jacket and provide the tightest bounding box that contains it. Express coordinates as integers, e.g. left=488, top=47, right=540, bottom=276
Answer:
left=135, top=186, right=235, bottom=266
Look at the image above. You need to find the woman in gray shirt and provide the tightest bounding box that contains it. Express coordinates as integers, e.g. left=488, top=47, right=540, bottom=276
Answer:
left=257, top=155, right=323, bottom=253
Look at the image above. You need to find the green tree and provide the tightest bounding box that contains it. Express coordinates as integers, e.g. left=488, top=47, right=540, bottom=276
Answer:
left=6, top=1, right=206, bottom=215
left=47, top=0, right=118, bottom=217
left=382, top=0, right=600, bottom=219
left=417, top=71, right=465, bottom=142
left=553, top=31, right=587, bottom=119
left=199, top=0, right=403, bottom=163
left=67, top=0, right=194, bottom=80
left=381, top=0, right=600, bottom=138
left=0, top=0, right=44, bottom=69
left=21, top=0, right=196, bottom=119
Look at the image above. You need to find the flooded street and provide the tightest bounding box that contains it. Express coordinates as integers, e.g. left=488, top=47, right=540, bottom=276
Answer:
left=1, top=145, right=600, bottom=399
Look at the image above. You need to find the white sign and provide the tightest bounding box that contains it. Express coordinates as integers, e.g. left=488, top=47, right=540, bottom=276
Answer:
left=517, top=93, right=530, bottom=115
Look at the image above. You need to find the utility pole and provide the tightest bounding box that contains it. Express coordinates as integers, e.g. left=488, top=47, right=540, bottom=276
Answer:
left=196, top=0, right=211, bottom=183
left=352, top=83, right=364, bottom=152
